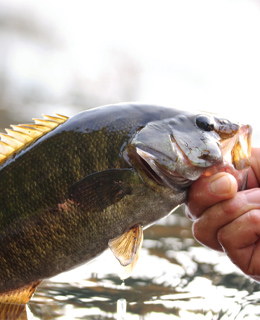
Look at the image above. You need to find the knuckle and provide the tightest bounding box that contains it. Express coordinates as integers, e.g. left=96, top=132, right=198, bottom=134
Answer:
left=220, top=193, right=247, bottom=216
left=247, top=209, right=260, bottom=225
left=217, top=228, right=226, bottom=245
left=217, top=227, right=230, bottom=248
left=193, top=220, right=223, bottom=251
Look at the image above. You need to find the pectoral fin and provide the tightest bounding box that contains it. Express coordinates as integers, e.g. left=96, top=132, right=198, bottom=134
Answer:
left=0, top=281, right=41, bottom=320
left=108, top=225, right=143, bottom=279
left=69, top=169, right=133, bottom=212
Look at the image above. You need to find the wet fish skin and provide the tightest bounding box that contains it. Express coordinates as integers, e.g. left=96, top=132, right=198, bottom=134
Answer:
left=0, top=103, right=251, bottom=296
left=0, top=104, right=187, bottom=293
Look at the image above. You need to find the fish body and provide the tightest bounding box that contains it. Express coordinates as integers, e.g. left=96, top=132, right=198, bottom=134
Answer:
left=0, top=103, right=252, bottom=300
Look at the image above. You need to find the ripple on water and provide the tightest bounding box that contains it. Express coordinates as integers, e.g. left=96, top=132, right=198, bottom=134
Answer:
left=26, top=210, right=260, bottom=319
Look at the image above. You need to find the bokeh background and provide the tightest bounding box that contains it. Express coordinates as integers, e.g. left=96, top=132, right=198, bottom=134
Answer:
left=1, top=1, right=260, bottom=319
left=1, top=0, right=260, bottom=142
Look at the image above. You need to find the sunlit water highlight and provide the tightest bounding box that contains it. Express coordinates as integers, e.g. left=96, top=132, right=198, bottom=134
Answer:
left=25, top=207, right=260, bottom=320
left=117, top=296, right=126, bottom=320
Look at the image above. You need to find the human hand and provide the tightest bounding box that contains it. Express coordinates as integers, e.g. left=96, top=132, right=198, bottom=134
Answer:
left=186, top=148, right=260, bottom=282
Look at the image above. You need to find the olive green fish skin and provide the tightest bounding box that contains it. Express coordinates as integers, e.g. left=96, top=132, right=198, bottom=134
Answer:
left=0, top=103, right=188, bottom=293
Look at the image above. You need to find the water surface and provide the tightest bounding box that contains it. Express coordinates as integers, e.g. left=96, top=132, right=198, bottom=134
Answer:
left=27, top=206, right=260, bottom=320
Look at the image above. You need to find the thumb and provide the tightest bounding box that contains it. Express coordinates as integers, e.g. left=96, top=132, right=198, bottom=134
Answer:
left=186, top=172, right=238, bottom=220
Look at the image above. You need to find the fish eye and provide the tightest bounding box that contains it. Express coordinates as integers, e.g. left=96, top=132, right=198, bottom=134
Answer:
left=196, top=115, right=215, bottom=132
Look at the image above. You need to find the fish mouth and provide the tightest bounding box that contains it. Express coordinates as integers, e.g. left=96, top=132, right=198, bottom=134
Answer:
left=204, top=124, right=252, bottom=190
left=229, top=124, right=252, bottom=170
left=131, top=123, right=252, bottom=193
left=133, top=139, right=206, bottom=193
left=135, top=148, right=194, bottom=191
left=132, top=134, right=220, bottom=192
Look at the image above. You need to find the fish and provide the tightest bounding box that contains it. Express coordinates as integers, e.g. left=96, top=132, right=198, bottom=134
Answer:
left=0, top=103, right=252, bottom=319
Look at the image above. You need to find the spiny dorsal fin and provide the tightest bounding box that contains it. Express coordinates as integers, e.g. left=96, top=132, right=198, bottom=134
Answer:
left=0, top=113, right=69, bottom=165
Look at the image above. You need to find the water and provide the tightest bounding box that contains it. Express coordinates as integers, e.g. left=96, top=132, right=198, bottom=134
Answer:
left=117, top=296, right=126, bottom=320
left=25, top=207, right=260, bottom=320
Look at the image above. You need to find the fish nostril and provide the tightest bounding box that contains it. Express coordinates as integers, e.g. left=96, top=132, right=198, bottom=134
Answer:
left=199, top=150, right=210, bottom=159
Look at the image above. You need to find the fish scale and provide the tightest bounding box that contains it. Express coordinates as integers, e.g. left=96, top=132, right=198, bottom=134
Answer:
left=0, top=106, right=146, bottom=285
left=0, top=103, right=252, bottom=320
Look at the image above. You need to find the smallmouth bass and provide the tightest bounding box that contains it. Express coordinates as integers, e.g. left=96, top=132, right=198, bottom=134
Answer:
left=0, top=103, right=252, bottom=317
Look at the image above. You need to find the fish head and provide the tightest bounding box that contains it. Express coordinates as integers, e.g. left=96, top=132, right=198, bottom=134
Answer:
left=126, top=111, right=252, bottom=192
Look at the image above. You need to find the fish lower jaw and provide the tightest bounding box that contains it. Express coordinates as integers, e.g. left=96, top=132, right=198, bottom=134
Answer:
left=134, top=147, right=194, bottom=192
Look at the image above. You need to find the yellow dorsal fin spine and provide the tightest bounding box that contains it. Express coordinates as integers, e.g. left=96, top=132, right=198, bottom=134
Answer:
left=0, top=113, right=68, bottom=165
left=32, top=118, right=60, bottom=128
left=10, top=125, right=43, bottom=138
left=0, top=154, right=7, bottom=162
left=0, top=133, right=24, bottom=149
left=5, top=129, right=33, bottom=144
left=55, top=113, right=69, bottom=120
left=17, top=124, right=53, bottom=133
left=42, top=114, right=66, bottom=123
left=0, top=141, right=15, bottom=156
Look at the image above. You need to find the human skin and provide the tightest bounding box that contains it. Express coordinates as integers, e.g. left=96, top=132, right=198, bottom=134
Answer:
left=186, top=148, right=260, bottom=282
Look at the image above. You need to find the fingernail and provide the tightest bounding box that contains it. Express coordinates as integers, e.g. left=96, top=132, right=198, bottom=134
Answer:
left=210, top=174, right=232, bottom=195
